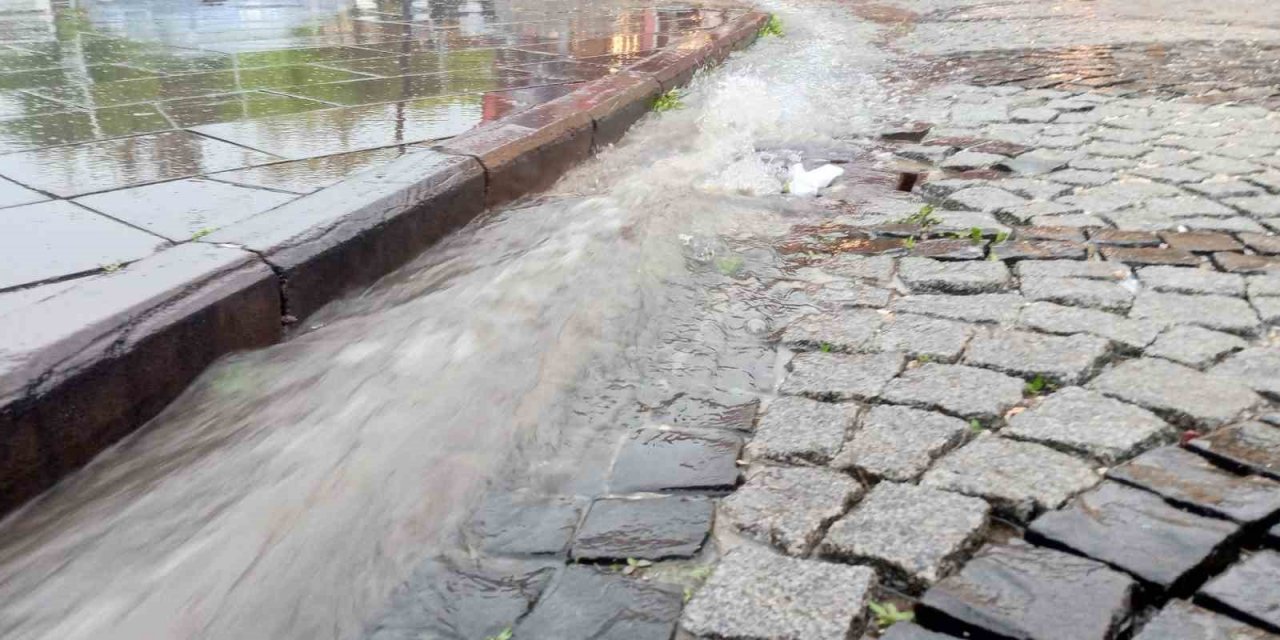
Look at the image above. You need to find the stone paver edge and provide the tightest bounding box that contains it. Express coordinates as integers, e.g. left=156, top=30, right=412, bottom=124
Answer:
left=0, top=10, right=769, bottom=519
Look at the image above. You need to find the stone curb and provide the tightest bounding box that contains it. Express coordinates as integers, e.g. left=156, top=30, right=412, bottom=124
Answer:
left=0, top=11, right=769, bottom=519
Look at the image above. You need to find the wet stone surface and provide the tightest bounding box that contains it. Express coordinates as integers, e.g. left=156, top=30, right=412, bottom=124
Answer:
left=1135, top=599, right=1280, bottom=640
left=881, top=363, right=1026, bottom=421
left=1027, top=481, right=1240, bottom=595
left=1198, top=551, right=1280, bottom=633
left=1089, top=359, right=1261, bottom=428
left=514, top=565, right=683, bottom=640
left=1108, top=446, right=1280, bottom=525
left=720, top=465, right=864, bottom=557
left=570, top=496, right=712, bottom=562
left=819, top=482, right=989, bottom=593
left=780, top=351, right=906, bottom=402
left=680, top=545, right=876, bottom=640
left=1188, top=422, right=1280, bottom=481
left=468, top=493, right=586, bottom=557
left=921, top=436, right=1101, bottom=522
left=1006, top=386, right=1173, bottom=464
left=918, top=540, right=1137, bottom=640
left=963, top=328, right=1111, bottom=385
left=609, top=428, right=743, bottom=494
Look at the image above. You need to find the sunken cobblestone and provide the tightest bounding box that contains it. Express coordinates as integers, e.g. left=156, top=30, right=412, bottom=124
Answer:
left=1090, top=358, right=1261, bottom=428
left=747, top=396, right=857, bottom=465
left=516, top=566, right=681, bottom=640
left=918, top=540, right=1137, bottom=640
left=1019, top=301, right=1162, bottom=351
left=570, top=496, right=713, bottom=562
left=1210, top=347, right=1280, bottom=399
left=721, top=466, right=864, bottom=557
left=1027, top=481, right=1240, bottom=595
left=1108, top=446, right=1280, bottom=524
left=832, top=405, right=970, bottom=482
left=1021, top=276, right=1136, bottom=312
left=781, top=351, right=906, bottom=402
left=897, top=257, right=1012, bottom=294
left=921, top=436, right=1102, bottom=521
left=820, top=482, right=989, bottom=592
left=1147, top=326, right=1249, bottom=368
left=1197, top=551, right=1280, bottom=633
left=610, top=428, right=743, bottom=494
left=1134, top=600, right=1278, bottom=640
left=881, top=363, right=1025, bottom=421
left=1006, top=387, right=1173, bottom=464
left=1188, top=421, right=1280, bottom=480
left=964, top=328, right=1112, bottom=385
left=681, top=546, right=876, bottom=640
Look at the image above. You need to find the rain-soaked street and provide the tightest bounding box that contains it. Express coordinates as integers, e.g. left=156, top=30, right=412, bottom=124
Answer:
left=4, top=0, right=1280, bottom=638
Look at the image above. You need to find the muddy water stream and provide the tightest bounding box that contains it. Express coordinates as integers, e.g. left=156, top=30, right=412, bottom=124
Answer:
left=0, top=2, right=901, bottom=637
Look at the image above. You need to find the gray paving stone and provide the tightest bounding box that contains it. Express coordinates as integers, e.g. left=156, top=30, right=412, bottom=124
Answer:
left=1022, top=276, right=1135, bottom=312
left=942, top=186, right=1028, bottom=212
left=1134, top=599, right=1279, bottom=640
left=1089, top=359, right=1260, bottom=428
left=964, top=328, right=1111, bottom=385
left=1144, top=147, right=1202, bottom=165
left=1002, top=200, right=1084, bottom=223
left=515, top=566, right=681, bottom=640
left=748, top=396, right=857, bottom=465
left=890, top=293, right=1025, bottom=324
left=894, top=143, right=954, bottom=164
left=1248, top=274, right=1280, bottom=297
left=1027, top=482, right=1239, bottom=594
left=919, top=178, right=991, bottom=200
left=610, top=428, right=743, bottom=494
left=1226, top=195, right=1280, bottom=218
left=1198, top=551, right=1280, bottom=633
left=819, top=254, right=896, bottom=282
left=720, top=466, right=864, bottom=557
left=932, top=210, right=1011, bottom=236
left=1138, top=266, right=1246, bottom=296
left=869, top=313, right=975, bottom=362
left=571, top=496, right=713, bottom=562
left=779, top=309, right=883, bottom=352
left=881, top=363, right=1025, bottom=421
left=1130, top=292, right=1261, bottom=335
left=940, top=150, right=1007, bottom=171
left=681, top=546, right=876, bottom=640
left=369, top=557, right=555, bottom=640
left=1108, top=446, right=1280, bottom=524
left=992, top=239, right=1088, bottom=262
left=820, top=482, right=989, bottom=592
left=1210, top=347, right=1280, bottom=399
left=998, top=148, right=1072, bottom=175
left=1147, top=326, right=1248, bottom=368
left=1191, top=156, right=1265, bottom=176
left=781, top=351, right=906, bottom=402
left=1011, top=107, right=1058, bottom=123
left=917, top=540, right=1137, bottom=640
left=1019, top=301, right=1162, bottom=351
left=1050, top=169, right=1116, bottom=187
left=833, top=405, right=969, bottom=482
left=1188, top=421, right=1280, bottom=481
left=1006, top=387, right=1173, bottom=464
left=1017, top=259, right=1132, bottom=280
left=1060, top=180, right=1183, bottom=213
left=1247, top=172, right=1280, bottom=194
left=1187, top=180, right=1265, bottom=199
left=999, top=177, right=1074, bottom=200
left=898, top=257, right=1011, bottom=294
left=1073, top=155, right=1138, bottom=171
left=1130, top=165, right=1212, bottom=184
left=921, top=436, right=1101, bottom=521
left=469, top=492, right=585, bottom=557
left=1085, top=140, right=1149, bottom=158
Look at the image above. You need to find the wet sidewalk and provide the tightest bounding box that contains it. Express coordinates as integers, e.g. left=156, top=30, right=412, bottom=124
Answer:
left=0, top=0, right=738, bottom=292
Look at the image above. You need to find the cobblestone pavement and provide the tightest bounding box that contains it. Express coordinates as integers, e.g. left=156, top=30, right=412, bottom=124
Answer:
left=0, top=0, right=738, bottom=293
left=673, top=1, right=1280, bottom=639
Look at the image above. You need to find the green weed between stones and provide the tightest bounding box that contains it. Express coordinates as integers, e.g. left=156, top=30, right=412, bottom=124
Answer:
left=100, top=261, right=124, bottom=273
left=820, top=342, right=834, bottom=353
left=969, top=418, right=985, bottom=433
left=898, top=204, right=941, bottom=227
left=1024, top=374, right=1056, bottom=396
left=191, top=227, right=214, bottom=240
left=715, top=255, right=744, bottom=276
left=760, top=15, right=783, bottom=37
left=653, top=90, right=684, bottom=112
left=868, top=600, right=914, bottom=629
left=485, top=628, right=513, bottom=640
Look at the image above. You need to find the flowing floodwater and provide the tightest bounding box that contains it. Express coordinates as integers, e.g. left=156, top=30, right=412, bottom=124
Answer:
left=0, top=2, right=901, bottom=637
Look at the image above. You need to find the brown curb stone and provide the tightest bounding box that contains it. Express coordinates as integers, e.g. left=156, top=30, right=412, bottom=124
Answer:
left=580, top=72, right=663, bottom=149
left=629, top=44, right=716, bottom=92
left=1091, top=229, right=1161, bottom=247
left=206, top=150, right=486, bottom=321
left=1214, top=252, right=1280, bottom=273
left=0, top=244, right=279, bottom=517
left=1160, top=231, right=1244, bottom=253
left=1101, top=246, right=1201, bottom=266
left=1239, top=232, right=1280, bottom=255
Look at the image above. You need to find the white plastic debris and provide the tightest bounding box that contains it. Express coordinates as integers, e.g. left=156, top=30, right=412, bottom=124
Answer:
left=786, top=163, right=844, bottom=196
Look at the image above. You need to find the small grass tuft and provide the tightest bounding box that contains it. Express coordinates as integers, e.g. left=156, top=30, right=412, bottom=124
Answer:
left=760, top=15, right=783, bottom=37
left=1024, top=374, right=1056, bottom=396
left=653, top=89, right=684, bottom=112
left=485, top=628, right=513, bottom=640
left=969, top=418, right=984, bottom=433
left=897, top=204, right=942, bottom=227
left=820, top=342, right=834, bottom=353
left=868, top=600, right=914, bottom=629
left=902, top=235, right=917, bottom=249
left=100, top=261, right=124, bottom=273
left=993, top=230, right=1010, bottom=244
left=715, top=255, right=744, bottom=276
